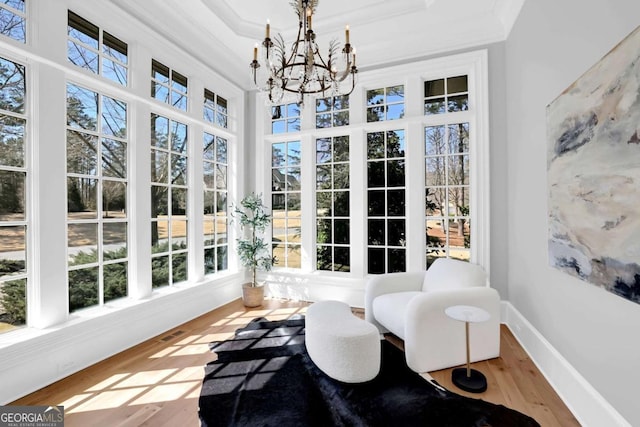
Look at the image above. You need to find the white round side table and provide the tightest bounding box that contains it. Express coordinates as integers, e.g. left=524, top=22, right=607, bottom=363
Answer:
left=444, top=304, right=490, bottom=393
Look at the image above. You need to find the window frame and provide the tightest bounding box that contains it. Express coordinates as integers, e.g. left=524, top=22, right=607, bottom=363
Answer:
left=67, top=10, right=129, bottom=87
left=257, top=49, right=490, bottom=283
left=65, top=81, right=130, bottom=313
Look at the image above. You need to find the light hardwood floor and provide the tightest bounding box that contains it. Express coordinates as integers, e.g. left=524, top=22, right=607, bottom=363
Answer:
left=12, top=298, right=580, bottom=426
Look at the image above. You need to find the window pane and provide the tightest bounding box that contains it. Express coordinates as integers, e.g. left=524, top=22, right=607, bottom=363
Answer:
left=287, top=119, right=301, bottom=132
left=151, top=255, right=169, bottom=287
left=104, top=262, right=128, bottom=302
left=0, top=57, right=25, bottom=113
left=0, top=7, right=25, bottom=42
left=334, top=247, right=350, bottom=272
left=102, top=96, right=127, bottom=138
left=171, top=220, right=187, bottom=250
left=69, top=267, right=98, bottom=311
left=102, top=138, right=127, bottom=178
left=66, top=130, right=97, bottom=175
left=103, top=222, right=127, bottom=260
left=448, top=95, right=468, bottom=112
left=0, top=119, right=23, bottom=169
left=67, top=84, right=98, bottom=131
left=67, top=177, right=97, bottom=219
left=425, top=126, right=446, bottom=155
left=68, top=11, right=98, bottom=48
left=171, top=154, right=187, bottom=185
left=151, top=185, right=168, bottom=218
left=367, top=132, right=385, bottom=159
left=0, top=225, right=25, bottom=275
left=334, top=219, right=349, bottom=244
left=151, top=150, right=168, bottom=184
left=334, top=191, right=349, bottom=216
left=151, top=114, right=169, bottom=149
left=0, top=170, right=24, bottom=221
left=367, top=190, right=385, bottom=216
left=366, top=89, right=384, bottom=106
left=387, top=103, right=404, bottom=120
left=171, top=187, right=187, bottom=215
left=368, top=248, right=385, bottom=274
left=424, top=79, right=445, bottom=97
left=152, top=60, right=170, bottom=83
left=68, top=223, right=98, bottom=265
left=425, top=99, right=445, bottom=115
left=152, top=220, right=169, bottom=254
left=102, top=181, right=126, bottom=217
left=0, top=278, right=26, bottom=328
left=447, top=75, right=468, bottom=94
left=103, top=32, right=128, bottom=64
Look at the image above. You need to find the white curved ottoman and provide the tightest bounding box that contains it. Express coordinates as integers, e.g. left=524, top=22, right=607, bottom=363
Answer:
left=305, top=300, right=381, bottom=383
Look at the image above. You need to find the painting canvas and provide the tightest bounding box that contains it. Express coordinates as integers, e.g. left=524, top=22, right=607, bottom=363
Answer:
left=547, top=25, right=640, bottom=304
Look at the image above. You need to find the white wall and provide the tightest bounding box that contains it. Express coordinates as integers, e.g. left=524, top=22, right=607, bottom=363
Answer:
left=505, top=1, right=640, bottom=425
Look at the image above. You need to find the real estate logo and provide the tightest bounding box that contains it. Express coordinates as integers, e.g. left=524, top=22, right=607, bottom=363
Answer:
left=0, top=406, right=64, bottom=427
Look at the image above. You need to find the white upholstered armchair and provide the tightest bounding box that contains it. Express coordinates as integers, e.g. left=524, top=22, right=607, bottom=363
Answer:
left=365, top=258, right=500, bottom=373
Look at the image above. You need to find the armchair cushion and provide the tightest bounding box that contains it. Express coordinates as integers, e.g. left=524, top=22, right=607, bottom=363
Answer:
left=371, top=291, right=421, bottom=339
left=422, top=257, right=487, bottom=292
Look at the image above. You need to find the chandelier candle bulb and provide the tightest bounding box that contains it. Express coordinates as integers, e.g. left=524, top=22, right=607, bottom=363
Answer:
left=253, top=44, right=258, bottom=61
left=266, top=20, right=270, bottom=38
left=307, top=9, right=312, bottom=30
left=345, top=25, right=350, bottom=44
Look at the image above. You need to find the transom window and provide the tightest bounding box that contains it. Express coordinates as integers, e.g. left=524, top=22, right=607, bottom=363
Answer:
left=366, top=85, right=404, bottom=122
left=0, top=56, right=26, bottom=331
left=151, top=60, right=188, bottom=111
left=316, top=136, right=350, bottom=272
left=67, top=11, right=128, bottom=86
left=66, top=83, right=129, bottom=312
left=0, top=0, right=25, bottom=43
left=203, top=132, right=229, bottom=274
left=424, top=75, right=468, bottom=115
left=315, top=95, right=349, bottom=128
left=151, top=114, right=188, bottom=287
left=271, top=140, right=301, bottom=268
left=204, top=89, right=228, bottom=129
left=271, top=103, right=300, bottom=134
left=425, top=123, right=470, bottom=265
left=367, top=129, right=406, bottom=273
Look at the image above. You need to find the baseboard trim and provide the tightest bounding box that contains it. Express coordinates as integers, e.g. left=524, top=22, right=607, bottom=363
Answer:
left=501, top=301, right=630, bottom=427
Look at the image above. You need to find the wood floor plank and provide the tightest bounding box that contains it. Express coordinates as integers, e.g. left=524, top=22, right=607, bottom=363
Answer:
left=11, top=299, right=579, bottom=426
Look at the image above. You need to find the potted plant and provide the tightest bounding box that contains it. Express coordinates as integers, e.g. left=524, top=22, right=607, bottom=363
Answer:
left=233, top=192, right=275, bottom=307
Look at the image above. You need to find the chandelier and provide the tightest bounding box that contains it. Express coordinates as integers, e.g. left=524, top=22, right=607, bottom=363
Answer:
left=250, top=0, right=358, bottom=107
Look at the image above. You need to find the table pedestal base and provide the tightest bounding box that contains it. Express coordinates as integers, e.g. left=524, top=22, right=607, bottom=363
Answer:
left=451, top=367, right=487, bottom=393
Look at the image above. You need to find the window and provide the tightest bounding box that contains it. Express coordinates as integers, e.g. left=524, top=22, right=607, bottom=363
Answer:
left=424, top=75, right=468, bottom=115
left=315, top=95, right=349, bottom=128
left=66, top=83, right=128, bottom=312
left=425, top=123, right=470, bottom=265
left=271, top=140, right=301, bottom=268
left=67, top=11, right=128, bottom=86
left=316, top=136, right=350, bottom=272
left=0, top=0, right=25, bottom=43
left=0, top=56, right=26, bottom=331
left=271, top=103, right=300, bottom=134
left=151, top=60, right=188, bottom=111
left=203, top=132, right=228, bottom=274
left=151, top=114, right=188, bottom=287
left=367, top=129, right=406, bottom=274
left=366, top=85, right=404, bottom=122
left=204, top=89, right=228, bottom=129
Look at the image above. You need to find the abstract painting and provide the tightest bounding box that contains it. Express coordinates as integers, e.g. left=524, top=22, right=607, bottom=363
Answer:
left=547, top=25, right=640, bottom=304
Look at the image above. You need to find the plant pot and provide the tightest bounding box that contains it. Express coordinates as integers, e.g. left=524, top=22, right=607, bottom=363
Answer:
left=242, top=283, right=264, bottom=308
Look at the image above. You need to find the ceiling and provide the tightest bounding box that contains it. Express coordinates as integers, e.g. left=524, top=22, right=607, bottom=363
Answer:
left=110, top=0, right=525, bottom=90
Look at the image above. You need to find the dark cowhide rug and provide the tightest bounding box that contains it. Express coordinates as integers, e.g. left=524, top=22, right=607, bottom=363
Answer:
left=198, top=316, right=540, bottom=427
